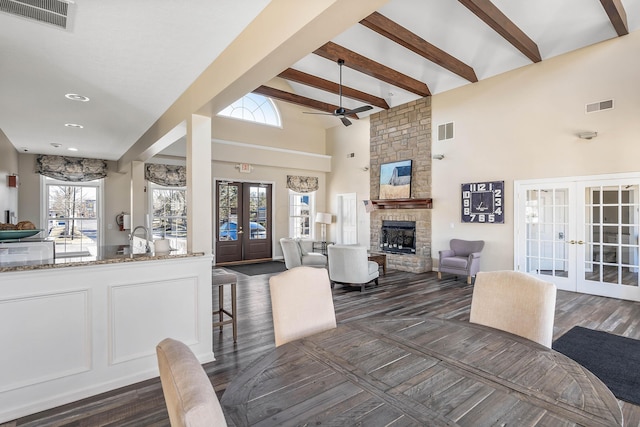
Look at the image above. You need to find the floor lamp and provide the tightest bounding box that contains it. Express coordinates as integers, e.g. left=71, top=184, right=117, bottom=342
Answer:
left=315, top=212, right=332, bottom=242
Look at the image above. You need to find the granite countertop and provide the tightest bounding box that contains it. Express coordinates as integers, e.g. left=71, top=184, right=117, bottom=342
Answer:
left=0, top=244, right=205, bottom=273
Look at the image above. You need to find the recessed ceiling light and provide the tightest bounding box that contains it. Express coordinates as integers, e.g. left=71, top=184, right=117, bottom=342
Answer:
left=65, top=93, right=90, bottom=102
left=65, top=123, right=83, bottom=129
left=68, top=147, right=78, bottom=152
left=50, top=143, right=62, bottom=148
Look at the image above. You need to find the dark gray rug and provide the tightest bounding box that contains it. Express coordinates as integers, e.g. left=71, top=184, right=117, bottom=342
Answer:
left=223, top=261, right=286, bottom=276
left=553, top=326, right=640, bottom=405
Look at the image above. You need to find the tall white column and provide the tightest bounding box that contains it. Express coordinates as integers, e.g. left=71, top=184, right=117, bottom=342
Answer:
left=186, top=114, right=212, bottom=255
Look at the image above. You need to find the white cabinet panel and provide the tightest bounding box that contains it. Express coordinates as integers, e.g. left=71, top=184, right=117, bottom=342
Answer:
left=110, top=277, right=199, bottom=364
left=0, top=290, right=90, bottom=392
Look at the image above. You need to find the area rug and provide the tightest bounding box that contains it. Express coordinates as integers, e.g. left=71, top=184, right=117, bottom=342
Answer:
left=223, top=261, right=286, bottom=276
left=552, top=326, right=640, bottom=405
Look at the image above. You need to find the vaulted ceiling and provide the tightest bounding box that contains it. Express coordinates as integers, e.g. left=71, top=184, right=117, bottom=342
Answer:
left=0, top=0, right=638, bottom=159
left=262, top=0, right=634, bottom=126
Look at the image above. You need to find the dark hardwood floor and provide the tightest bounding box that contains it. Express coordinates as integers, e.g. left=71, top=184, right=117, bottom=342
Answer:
left=4, top=270, right=640, bottom=427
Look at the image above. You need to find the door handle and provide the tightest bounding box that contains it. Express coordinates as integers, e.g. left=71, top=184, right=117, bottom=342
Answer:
left=567, top=240, right=585, bottom=245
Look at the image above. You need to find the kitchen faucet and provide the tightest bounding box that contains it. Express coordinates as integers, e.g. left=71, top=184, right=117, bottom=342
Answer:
left=129, top=225, right=151, bottom=255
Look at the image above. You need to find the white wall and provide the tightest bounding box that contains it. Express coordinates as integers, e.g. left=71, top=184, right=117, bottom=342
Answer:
left=326, top=118, right=371, bottom=245
left=432, top=31, right=640, bottom=272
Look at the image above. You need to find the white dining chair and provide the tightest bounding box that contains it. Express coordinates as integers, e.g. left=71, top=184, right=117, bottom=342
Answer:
left=469, top=270, right=557, bottom=348
left=156, top=338, right=227, bottom=427
left=269, top=266, right=337, bottom=347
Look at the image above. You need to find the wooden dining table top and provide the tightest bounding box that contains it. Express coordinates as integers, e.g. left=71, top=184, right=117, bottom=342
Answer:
left=220, top=317, right=622, bottom=426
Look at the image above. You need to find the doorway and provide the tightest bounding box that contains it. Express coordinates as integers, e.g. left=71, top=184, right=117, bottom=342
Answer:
left=336, top=193, right=357, bottom=244
left=515, top=174, right=640, bottom=302
left=215, top=181, right=272, bottom=264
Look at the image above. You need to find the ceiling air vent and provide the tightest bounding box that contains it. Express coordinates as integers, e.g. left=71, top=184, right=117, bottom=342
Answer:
left=0, top=0, right=74, bottom=30
left=585, top=99, right=614, bottom=113
left=437, top=122, right=454, bottom=141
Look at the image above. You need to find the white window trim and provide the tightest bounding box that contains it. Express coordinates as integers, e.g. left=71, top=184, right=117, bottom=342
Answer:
left=288, top=190, right=316, bottom=239
left=40, top=175, right=104, bottom=249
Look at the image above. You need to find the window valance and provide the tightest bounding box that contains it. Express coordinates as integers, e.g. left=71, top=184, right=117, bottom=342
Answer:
left=287, top=175, right=318, bottom=193
left=145, top=164, right=186, bottom=187
left=36, top=155, right=107, bottom=182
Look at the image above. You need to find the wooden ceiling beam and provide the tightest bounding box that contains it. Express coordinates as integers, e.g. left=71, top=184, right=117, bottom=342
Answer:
left=278, top=68, right=389, bottom=109
left=252, top=86, right=359, bottom=119
left=458, top=0, right=541, bottom=63
left=314, top=42, right=431, bottom=97
left=360, top=12, right=478, bottom=83
left=599, top=0, right=628, bottom=36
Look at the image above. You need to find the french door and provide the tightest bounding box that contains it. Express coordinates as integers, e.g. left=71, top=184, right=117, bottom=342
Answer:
left=516, top=175, right=640, bottom=301
left=215, top=181, right=272, bottom=264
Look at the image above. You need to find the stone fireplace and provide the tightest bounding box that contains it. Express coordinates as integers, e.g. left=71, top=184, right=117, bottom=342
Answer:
left=369, top=97, right=432, bottom=273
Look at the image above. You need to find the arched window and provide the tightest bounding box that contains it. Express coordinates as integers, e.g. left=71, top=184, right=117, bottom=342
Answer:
left=218, top=93, right=281, bottom=127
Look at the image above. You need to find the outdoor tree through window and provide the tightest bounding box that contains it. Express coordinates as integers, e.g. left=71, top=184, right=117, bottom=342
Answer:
left=151, top=185, right=187, bottom=251
left=45, top=179, right=100, bottom=258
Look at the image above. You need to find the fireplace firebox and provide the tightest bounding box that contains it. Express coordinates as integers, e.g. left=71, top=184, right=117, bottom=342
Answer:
left=380, top=220, right=416, bottom=254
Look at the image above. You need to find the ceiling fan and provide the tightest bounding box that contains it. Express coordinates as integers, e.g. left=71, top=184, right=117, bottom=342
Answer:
left=304, top=59, right=373, bottom=127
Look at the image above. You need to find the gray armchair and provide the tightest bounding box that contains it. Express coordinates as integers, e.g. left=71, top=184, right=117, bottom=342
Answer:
left=279, top=238, right=327, bottom=269
left=438, top=239, right=485, bottom=284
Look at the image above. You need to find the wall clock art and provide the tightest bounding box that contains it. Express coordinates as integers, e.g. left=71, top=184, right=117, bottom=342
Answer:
left=461, top=181, right=504, bottom=223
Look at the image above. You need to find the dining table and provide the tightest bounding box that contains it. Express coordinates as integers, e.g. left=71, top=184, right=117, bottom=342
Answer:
left=220, top=317, right=623, bottom=426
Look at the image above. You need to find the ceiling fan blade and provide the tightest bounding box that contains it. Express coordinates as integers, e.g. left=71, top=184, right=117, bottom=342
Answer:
left=341, top=116, right=352, bottom=126
left=302, top=111, right=335, bottom=116
left=344, top=105, right=373, bottom=115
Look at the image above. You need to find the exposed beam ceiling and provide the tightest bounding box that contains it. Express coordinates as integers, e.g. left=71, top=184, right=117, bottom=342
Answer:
left=458, top=0, right=542, bottom=63
left=253, top=86, right=360, bottom=119
left=3, top=0, right=638, bottom=159
left=278, top=68, right=389, bottom=109
left=360, top=12, right=478, bottom=83
left=314, top=41, right=431, bottom=97
left=600, top=0, right=629, bottom=35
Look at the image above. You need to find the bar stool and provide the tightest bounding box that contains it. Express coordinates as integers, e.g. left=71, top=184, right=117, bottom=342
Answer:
left=212, top=269, right=238, bottom=343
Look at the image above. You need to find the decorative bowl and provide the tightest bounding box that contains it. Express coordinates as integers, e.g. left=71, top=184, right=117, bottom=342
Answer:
left=0, top=229, right=44, bottom=241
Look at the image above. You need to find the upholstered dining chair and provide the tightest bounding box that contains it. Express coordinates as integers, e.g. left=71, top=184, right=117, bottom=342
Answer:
left=469, top=271, right=557, bottom=348
left=269, top=266, right=337, bottom=347
left=156, top=338, right=227, bottom=427
left=327, top=245, right=379, bottom=292
left=438, top=238, right=485, bottom=284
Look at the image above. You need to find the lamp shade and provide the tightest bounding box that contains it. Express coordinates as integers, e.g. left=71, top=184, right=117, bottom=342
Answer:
left=315, top=212, right=332, bottom=225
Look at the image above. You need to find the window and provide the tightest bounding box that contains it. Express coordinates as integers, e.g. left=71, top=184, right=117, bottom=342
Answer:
left=150, top=184, right=187, bottom=252
left=218, top=93, right=281, bottom=127
left=43, top=177, right=102, bottom=259
left=289, top=191, right=315, bottom=239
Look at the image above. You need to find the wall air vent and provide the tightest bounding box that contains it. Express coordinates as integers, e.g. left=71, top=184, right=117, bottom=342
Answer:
left=0, top=0, right=74, bottom=30
left=437, top=122, right=454, bottom=141
left=585, top=99, right=614, bottom=113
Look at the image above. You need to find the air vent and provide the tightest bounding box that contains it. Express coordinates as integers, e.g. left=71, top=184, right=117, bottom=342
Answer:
left=437, top=122, right=454, bottom=141
left=0, top=0, right=73, bottom=30
left=585, top=99, right=614, bottom=113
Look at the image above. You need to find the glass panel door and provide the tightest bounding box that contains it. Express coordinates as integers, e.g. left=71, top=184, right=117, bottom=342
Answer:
left=519, top=184, right=575, bottom=292
left=215, top=181, right=272, bottom=263
left=578, top=181, right=640, bottom=300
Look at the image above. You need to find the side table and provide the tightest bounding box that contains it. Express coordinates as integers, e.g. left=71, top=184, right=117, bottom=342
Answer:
left=312, top=241, right=333, bottom=256
left=368, top=252, right=387, bottom=275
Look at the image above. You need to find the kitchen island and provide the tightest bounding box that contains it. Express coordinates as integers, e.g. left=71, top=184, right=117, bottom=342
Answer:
left=0, top=249, right=213, bottom=423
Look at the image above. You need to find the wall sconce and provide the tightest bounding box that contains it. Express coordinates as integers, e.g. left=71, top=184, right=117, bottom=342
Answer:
left=578, top=131, right=598, bottom=140
left=432, top=154, right=445, bottom=160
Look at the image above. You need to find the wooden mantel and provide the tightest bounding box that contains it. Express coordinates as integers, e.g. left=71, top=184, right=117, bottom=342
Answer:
left=370, top=198, right=432, bottom=209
